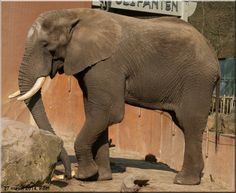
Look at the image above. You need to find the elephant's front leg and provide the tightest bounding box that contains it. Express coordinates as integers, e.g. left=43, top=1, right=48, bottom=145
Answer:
left=92, top=129, right=112, bottom=180
left=74, top=102, right=110, bottom=180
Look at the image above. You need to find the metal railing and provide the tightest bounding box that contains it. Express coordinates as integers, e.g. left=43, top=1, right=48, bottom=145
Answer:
left=211, top=95, right=235, bottom=114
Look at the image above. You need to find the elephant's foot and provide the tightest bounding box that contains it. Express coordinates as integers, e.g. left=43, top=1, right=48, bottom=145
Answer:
left=98, top=167, right=112, bottom=181
left=59, top=147, right=72, bottom=179
left=174, top=170, right=201, bottom=185
left=75, top=160, right=98, bottom=180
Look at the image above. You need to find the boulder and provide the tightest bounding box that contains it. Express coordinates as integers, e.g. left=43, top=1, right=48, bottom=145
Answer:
left=1, top=117, right=62, bottom=190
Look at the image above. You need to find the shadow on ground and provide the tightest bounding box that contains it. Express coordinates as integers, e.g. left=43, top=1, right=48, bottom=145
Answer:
left=110, top=157, right=177, bottom=173
left=51, top=180, right=69, bottom=188
left=56, top=155, right=177, bottom=174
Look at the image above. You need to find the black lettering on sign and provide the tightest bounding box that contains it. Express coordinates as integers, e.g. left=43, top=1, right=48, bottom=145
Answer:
left=137, top=1, right=143, bottom=7
left=123, top=0, right=129, bottom=6
left=116, top=0, right=122, bottom=5
left=166, top=1, right=171, bottom=11
left=172, top=1, right=178, bottom=12
left=161, top=1, right=164, bottom=10
left=130, top=1, right=135, bottom=6
left=143, top=1, right=151, bottom=9
left=152, top=1, right=158, bottom=9
left=114, top=1, right=179, bottom=13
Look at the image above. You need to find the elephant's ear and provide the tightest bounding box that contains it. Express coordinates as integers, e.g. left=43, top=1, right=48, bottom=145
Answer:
left=64, top=11, right=122, bottom=75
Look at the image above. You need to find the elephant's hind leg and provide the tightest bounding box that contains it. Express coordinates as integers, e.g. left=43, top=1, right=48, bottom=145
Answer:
left=174, top=125, right=204, bottom=185
left=92, top=129, right=112, bottom=181
left=173, top=90, right=212, bottom=185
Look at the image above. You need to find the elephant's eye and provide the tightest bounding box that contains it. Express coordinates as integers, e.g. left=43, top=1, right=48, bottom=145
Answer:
left=50, top=50, right=55, bottom=57
left=42, top=41, right=49, bottom=47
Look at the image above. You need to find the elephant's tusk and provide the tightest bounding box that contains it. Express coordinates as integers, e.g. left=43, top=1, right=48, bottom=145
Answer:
left=8, top=90, right=21, bottom=99
left=17, top=77, right=46, bottom=101
left=51, top=170, right=76, bottom=181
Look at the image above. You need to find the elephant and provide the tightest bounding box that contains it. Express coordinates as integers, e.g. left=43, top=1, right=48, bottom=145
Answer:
left=9, top=8, right=220, bottom=185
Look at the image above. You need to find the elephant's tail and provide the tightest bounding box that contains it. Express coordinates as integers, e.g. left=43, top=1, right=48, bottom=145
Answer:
left=215, top=77, right=220, bottom=151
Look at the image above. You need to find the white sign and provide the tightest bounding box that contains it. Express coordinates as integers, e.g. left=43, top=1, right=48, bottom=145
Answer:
left=92, top=1, right=197, bottom=21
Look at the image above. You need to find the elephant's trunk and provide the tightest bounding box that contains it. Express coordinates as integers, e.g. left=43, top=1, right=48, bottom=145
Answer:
left=18, top=43, right=55, bottom=134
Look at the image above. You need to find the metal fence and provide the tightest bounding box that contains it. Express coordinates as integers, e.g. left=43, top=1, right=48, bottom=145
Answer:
left=211, top=95, right=235, bottom=114
left=219, top=58, right=235, bottom=96
left=210, top=58, right=235, bottom=114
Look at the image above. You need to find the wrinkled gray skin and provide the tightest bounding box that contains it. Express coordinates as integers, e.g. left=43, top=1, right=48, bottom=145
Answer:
left=18, top=8, right=220, bottom=185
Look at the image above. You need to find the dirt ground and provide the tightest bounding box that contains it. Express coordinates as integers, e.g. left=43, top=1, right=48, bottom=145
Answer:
left=49, top=150, right=233, bottom=192
left=2, top=132, right=233, bottom=193
left=47, top=134, right=233, bottom=192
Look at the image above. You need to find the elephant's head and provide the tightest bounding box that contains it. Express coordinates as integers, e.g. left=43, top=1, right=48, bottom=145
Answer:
left=9, top=8, right=121, bottom=130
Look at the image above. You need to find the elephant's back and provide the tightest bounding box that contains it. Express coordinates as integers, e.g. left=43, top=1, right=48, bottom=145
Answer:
left=124, top=15, right=219, bottom=78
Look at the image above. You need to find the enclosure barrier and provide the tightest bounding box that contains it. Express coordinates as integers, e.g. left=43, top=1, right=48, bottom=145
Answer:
left=211, top=95, right=235, bottom=114
left=110, top=107, right=235, bottom=189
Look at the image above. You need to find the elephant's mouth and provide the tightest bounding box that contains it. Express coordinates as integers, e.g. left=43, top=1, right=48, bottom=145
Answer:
left=50, top=58, right=65, bottom=79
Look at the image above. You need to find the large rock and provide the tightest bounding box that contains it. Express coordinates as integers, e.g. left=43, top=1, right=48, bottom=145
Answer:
left=1, top=117, right=63, bottom=190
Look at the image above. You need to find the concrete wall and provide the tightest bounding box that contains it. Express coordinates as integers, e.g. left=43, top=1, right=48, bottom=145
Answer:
left=2, top=2, right=235, bottom=189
